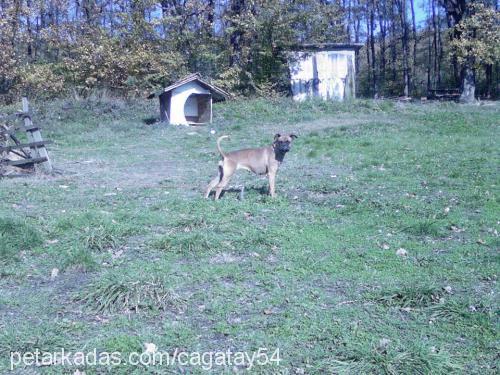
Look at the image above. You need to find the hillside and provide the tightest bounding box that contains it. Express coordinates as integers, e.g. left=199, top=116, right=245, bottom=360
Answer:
left=1, top=98, right=499, bottom=373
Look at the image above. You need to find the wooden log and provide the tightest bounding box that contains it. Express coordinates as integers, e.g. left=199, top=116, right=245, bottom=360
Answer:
left=1, top=172, right=33, bottom=178
left=0, top=112, right=25, bottom=122
left=8, top=133, right=31, bottom=158
left=0, top=124, right=39, bottom=135
left=0, top=140, right=52, bottom=153
left=2, top=156, right=47, bottom=166
left=22, top=97, right=52, bottom=173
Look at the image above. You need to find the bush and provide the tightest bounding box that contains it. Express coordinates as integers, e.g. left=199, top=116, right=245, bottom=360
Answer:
left=16, top=63, right=65, bottom=99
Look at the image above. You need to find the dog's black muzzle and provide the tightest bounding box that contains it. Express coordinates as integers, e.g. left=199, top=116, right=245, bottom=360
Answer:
left=277, top=144, right=290, bottom=152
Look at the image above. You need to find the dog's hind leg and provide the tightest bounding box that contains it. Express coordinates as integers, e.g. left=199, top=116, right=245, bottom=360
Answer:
left=214, top=161, right=236, bottom=200
left=205, top=164, right=223, bottom=198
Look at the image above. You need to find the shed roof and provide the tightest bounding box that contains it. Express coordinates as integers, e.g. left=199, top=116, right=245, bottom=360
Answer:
left=288, top=43, right=364, bottom=52
left=160, top=73, right=229, bottom=101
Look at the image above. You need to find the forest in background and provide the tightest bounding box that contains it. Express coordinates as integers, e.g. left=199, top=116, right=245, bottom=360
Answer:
left=0, top=0, right=498, bottom=104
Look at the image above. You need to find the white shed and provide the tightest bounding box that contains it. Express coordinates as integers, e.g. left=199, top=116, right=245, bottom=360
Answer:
left=288, top=43, right=363, bottom=101
left=158, top=73, right=229, bottom=125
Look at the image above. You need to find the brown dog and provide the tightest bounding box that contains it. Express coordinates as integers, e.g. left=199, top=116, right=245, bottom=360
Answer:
left=205, top=133, right=297, bottom=199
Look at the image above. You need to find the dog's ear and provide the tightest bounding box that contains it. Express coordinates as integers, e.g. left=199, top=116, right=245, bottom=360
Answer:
left=290, top=133, right=298, bottom=139
left=274, top=133, right=281, bottom=141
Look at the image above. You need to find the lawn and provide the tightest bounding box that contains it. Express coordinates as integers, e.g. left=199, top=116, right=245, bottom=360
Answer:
left=0, top=96, right=498, bottom=374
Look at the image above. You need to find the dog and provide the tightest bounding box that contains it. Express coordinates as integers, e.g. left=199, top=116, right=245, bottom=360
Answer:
left=205, top=133, right=297, bottom=199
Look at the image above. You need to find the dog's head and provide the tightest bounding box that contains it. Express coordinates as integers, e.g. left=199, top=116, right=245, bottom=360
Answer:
left=273, top=133, right=297, bottom=153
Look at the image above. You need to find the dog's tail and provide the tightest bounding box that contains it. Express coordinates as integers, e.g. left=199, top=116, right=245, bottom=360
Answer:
left=217, top=135, right=229, bottom=158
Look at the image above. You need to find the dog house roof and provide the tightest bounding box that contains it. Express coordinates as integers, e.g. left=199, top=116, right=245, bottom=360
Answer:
left=160, top=73, right=229, bottom=101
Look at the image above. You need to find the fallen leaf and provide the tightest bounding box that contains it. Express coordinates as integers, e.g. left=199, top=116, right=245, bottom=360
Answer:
left=95, top=315, right=109, bottom=323
left=396, top=248, right=408, bottom=257
left=112, top=250, right=123, bottom=259
left=378, top=338, right=391, bottom=350
left=50, top=268, right=59, bottom=280
left=144, top=343, right=157, bottom=353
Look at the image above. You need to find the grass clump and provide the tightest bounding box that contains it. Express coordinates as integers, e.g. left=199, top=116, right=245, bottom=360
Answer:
left=83, top=224, right=122, bottom=251
left=61, top=246, right=99, bottom=272
left=151, top=231, right=222, bottom=253
left=370, top=283, right=445, bottom=308
left=56, top=211, right=135, bottom=251
left=403, top=218, right=444, bottom=237
left=328, top=340, right=461, bottom=374
left=0, top=217, right=42, bottom=263
left=101, top=334, right=143, bottom=354
left=76, top=274, right=183, bottom=313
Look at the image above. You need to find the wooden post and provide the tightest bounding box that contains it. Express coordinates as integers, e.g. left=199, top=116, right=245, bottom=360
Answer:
left=22, top=97, right=52, bottom=173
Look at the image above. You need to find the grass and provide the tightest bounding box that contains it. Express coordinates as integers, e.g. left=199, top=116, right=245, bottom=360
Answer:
left=76, top=273, right=183, bottom=313
left=370, top=283, right=445, bottom=308
left=0, top=217, right=42, bottom=264
left=0, top=96, right=498, bottom=373
left=61, top=246, right=99, bottom=272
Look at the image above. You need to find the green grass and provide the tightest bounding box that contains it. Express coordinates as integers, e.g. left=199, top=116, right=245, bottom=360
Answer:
left=0, top=217, right=42, bottom=264
left=0, top=97, right=498, bottom=374
left=76, top=272, right=183, bottom=313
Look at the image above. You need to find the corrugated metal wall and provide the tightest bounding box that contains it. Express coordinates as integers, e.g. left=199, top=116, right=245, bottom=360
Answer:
left=289, top=50, right=356, bottom=101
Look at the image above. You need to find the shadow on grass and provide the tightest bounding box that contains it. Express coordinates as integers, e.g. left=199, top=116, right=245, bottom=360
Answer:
left=206, top=185, right=269, bottom=199
left=142, top=117, right=158, bottom=125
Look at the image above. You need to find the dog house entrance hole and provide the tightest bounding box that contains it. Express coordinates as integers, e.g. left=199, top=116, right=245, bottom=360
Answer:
left=184, top=93, right=212, bottom=125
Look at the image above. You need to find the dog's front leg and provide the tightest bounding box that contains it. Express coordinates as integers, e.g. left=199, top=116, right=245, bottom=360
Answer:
left=268, top=170, right=277, bottom=198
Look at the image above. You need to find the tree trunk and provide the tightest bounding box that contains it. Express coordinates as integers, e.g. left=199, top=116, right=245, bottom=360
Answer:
left=431, top=0, right=439, bottom=88
left=485, top=63, right=492, bottom=99
left=377, top=1, right=387, bottom=94
left=229, top=0, right=245, bottom=67
left=366, top=10, right=372, bottom=97
left=410, top=0, right=417, bottom=89
left=427, top=0, right=432, bottom=94
left=397, top=0, right=410, bottom=97
left=369, top=0, right=377, bottom=97
left=436, top=4, right=443, bottom=86
left=26, top=0, right=33, bottom=58
left=460, top=63, right=475, bottom=103
left=346, top=0, right=352, bottom=41
left=390, top=4, right=397, bottom=83
left=439, top=0, right=467, bottom=87
left=353, top=0, right=361, bottom=94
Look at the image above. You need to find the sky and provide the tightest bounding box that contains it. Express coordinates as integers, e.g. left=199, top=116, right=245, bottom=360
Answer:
left=414, top=0, right=430, bottom=28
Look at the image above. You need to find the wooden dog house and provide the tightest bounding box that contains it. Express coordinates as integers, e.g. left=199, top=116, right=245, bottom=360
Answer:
left=158, top=73, right=229, bottom=125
